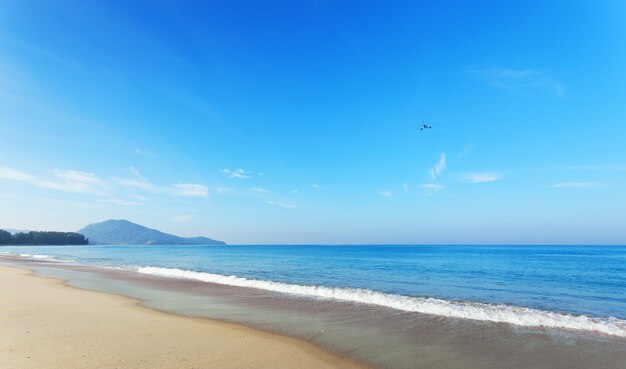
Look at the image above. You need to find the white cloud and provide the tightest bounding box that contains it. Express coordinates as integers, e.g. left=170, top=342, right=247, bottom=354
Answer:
left=474, top=68, right=565, bottom=98
left=311, top=183, right=320, bottom=189
left=458, top=143, right=474, bottom=159
left=53, top=169, right=102, bottom=184
left=172, top=183, right=209, bottom=198
left=133, top=147, right=156, bottom=158
left=1, top=165, right=209, bottom=200
left=550, top=182, right=599, bottom=188
left=402, top=183, right=408, bottom=192
left=420, top=183, right=444, bottom=190
left=215, top=187, right=229, bottom=195
left=114, top=167, right=158, bottom=191
left=464, top=172, right=502, bottom=183
left=430, top=153, right=447, bottom=179
left=252, top=187, right=271, bottom=193
left=0, top=167, right=34, bottom=182
left=379, top=190, right=393, bottom=198
left=98, top=198, right=139, bottom=206
left=39, top=169, right=106, bottom=194
left=37, top=180, right=95, bottom=193
left=420, top=183, right=444, bottom=196
left=266, top=200, right=296, bottom=209
left=292, top=189, right=300, bottom=194
left=114, top=177, right=158, bottom=191
left=171, top=215, right=193, bottom=222
left=0, top=166, right=106, bottom=194
left=129, top=167, right=144, bottom=179
left=221, top=168, right=253, bottom=179
left=116, top=168, right=208, bottom=198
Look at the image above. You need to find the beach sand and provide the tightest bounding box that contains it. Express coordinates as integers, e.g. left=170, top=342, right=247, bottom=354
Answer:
left=0, top=265, right=368, bottom=369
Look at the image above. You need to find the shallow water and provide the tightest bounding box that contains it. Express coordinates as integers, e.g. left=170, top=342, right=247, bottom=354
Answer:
left=2, top=244, right=626, bottom=369
left=2, top=258, right=625, bottom=369
left=3, top=244, right=626, bottom=319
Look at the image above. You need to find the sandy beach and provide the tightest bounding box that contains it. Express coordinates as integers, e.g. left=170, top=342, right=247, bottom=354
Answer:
left=0, top=265, right=369, bottom=369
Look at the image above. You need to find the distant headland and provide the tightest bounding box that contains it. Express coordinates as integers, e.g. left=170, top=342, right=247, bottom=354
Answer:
left=1, top=219, right=225, bottom=246
left=0, top=230, right=88, bottom=245
left=78, top=219, right=225, bottom=245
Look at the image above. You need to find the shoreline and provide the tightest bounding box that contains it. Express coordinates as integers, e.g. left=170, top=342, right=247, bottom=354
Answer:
left=2, top=253, right=626, bottom=369
left=0, top=263, right=371, bottom=369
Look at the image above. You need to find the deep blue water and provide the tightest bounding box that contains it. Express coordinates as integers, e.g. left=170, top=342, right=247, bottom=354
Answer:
left=3, top=244, right=625, bottom=320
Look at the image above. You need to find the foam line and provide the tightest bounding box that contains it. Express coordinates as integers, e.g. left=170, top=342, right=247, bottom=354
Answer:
left=134, top=266, right=626, bottom=337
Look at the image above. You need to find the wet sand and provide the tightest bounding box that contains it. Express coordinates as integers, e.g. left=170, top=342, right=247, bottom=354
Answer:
left=2, top=257, right=625, bottom=369
left=0, top=265, right=369, bottom=369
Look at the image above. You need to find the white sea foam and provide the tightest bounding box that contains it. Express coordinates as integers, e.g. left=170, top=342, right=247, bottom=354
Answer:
left=19, top=253, right=53, bottom=259
left=134, top=266, right=626, bottom=337
left=16, top=253, right=75, bottom=263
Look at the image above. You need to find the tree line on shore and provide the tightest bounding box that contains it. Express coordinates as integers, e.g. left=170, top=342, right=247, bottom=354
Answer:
left=0, top=230, right=89, bottom=245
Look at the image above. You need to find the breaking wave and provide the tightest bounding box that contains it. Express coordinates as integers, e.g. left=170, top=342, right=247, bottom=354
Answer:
left=134, top=266, right=626, bottom=337
left=13, top=253, right=75, bottom=263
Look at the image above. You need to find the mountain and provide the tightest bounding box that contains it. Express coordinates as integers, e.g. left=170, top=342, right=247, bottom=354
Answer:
left=78, top=219, right=225, bottom=245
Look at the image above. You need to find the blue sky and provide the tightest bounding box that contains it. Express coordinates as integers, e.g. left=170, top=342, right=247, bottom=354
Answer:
left=1, top=1, right=625, bottom=244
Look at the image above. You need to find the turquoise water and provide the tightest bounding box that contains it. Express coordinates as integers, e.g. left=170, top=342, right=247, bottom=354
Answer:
left=2, top=244, right=626, bottom=335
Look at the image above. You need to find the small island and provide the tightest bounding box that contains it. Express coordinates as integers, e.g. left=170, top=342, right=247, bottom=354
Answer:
left=0, top=230, right=89, bottom=245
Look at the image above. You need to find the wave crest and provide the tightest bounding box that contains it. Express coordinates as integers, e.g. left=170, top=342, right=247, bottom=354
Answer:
left=134, top=266, right=626, bottom=337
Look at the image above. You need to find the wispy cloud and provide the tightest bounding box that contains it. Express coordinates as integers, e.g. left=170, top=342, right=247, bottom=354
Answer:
left=114, top=177, right=157, bottom=191
left=402, top=183, right=409, bottom=192
left=97, top=198, right=139, bottom=206
left=114, top=167, right=158, bottom=192
left=458, top=143, right=474, bottom=159
left=430, top=153, right=447, bottom=179
left=170, top=91, right=234, bottom=131
left=220, top=168, right=255, bottom=179
left=311, top=183, right=321, bottom=189
left=0, top=167, right=34, bottom=182
left=53, top=169, right=102, bottom=184
left=172, top=184, right=208, bottom=198
left=464, top=172, right=502, bottom=183
left=2, top=166, right=209, bottom=202
left=7, top=36, right=82, bottom=70
left=379, top=190, right=393, bottom=198
left=252, top=187, right=271, bottom=193
left=550, top=182, right=600, bottom=189
left=474, top=67, right=565, bottom=98
left=266, top=200, right=296, bottom=209
left=115, top=167, right=208, bottom=198
left=43, top=169, right=108, bottom=194
left=171, top=215, right=193, bottom=223
left=37, top=180, right=98, bottom=194
left=215, top=187, right=229, bottom=195
left=133, top=147, right=156, bottom=158
left=420, top=183, right=444, bottom=196
left=0, top=167, right=108, bottom=194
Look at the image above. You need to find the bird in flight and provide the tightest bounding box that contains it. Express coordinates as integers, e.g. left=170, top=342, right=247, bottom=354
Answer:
left=420, top=121, right=432, bottom=131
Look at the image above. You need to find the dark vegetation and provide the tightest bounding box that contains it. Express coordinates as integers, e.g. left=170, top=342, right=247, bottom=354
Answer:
left=0, top=230, right=88, bottom=245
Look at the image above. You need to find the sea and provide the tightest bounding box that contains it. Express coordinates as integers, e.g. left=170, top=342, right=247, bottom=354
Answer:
left=2, top=244, right=626, bottom=369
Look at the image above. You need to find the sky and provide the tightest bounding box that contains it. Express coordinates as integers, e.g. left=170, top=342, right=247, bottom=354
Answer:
left=1, top=0, right=625, bottom=244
